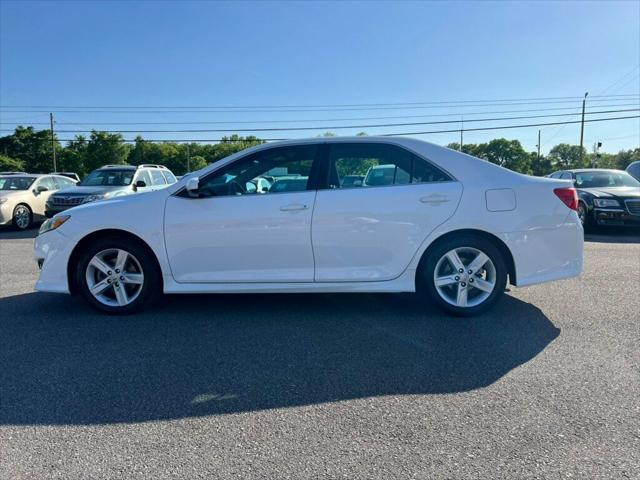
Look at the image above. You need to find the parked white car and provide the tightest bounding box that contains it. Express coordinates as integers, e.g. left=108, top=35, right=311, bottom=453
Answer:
left=0, top=174, right=77, bottom=230
left=34, top=137, right=583, bottom=316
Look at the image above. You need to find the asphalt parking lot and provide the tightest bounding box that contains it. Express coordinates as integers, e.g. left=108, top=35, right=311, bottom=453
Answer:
left=1, top=227, right=639, bottom=479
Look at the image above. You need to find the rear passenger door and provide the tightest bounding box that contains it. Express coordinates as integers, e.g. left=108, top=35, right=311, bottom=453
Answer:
left=311, top=142, right=462, bottom=282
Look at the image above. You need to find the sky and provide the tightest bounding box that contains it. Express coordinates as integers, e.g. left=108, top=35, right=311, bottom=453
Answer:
left=0, top=0, right=639, bottom=154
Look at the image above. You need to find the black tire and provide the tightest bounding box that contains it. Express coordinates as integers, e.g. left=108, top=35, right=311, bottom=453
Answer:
left=12, top=204, right=33, bottom=230
left=577, top=201, right=594, bottom=232
left=418, top=234, right=508, bottom=317
left=75, top=235, right=162, bottom=314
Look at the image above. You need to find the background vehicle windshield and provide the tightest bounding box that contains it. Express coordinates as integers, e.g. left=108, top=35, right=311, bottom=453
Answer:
left=575, top=171, right=640, bottom=188
left=80, top=169, right=134, bottom=186
left=0, top=176, right=36, bottom=190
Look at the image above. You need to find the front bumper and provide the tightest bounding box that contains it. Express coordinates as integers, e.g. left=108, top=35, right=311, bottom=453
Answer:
left=34, top=229, right=76, bottom=294
left=45, top=202, right=73, bottom=219
left=593, top=208, right=640, bottom=227
left=0, top=202, right=13, bottom=225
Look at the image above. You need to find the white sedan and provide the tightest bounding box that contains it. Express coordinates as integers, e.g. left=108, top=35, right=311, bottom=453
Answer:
left=34, top=137, right=583, bottom=316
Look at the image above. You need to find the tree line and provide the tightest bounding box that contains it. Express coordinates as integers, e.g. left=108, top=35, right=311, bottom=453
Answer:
left=0, top=126, right=638, bottom=178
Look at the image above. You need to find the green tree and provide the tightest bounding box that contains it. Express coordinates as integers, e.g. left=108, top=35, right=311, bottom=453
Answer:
left=529, top=152, right=552, bottom=176
left=85, top=131, right=130, bottom=172
left=548, top=144, right=587, bottom=169
left=58, top=135, right=88, bottom=176
left=188, top=155, right=208, bottom=172
left=0, top=126, right=59, bottom=173
left=0, top=154, right=25, bottom=172
left=479, top=139, right=531, bottom=173
left=203, top=135, right=263, bottom=164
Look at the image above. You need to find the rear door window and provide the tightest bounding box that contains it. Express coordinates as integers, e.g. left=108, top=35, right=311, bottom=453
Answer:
left=327, top=143, right=450, bottom=189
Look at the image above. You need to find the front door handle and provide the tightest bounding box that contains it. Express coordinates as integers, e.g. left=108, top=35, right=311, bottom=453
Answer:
left=420, top=194, right=450, bottom=205
left=280, top=203, right=308, bottom=212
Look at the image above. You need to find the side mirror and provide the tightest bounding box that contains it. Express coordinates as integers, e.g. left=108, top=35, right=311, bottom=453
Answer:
left=35, top=186, right=48, bottom=194
left=135, top=180, right=147, bottom=188
left=186, top=176, right=200, bottom=198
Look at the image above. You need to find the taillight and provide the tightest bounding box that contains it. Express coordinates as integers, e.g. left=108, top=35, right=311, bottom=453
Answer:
left=554, top=187, right=578, bottom=211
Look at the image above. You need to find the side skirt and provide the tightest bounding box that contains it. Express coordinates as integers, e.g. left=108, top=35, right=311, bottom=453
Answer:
left=162, top=269, right=417, bottom=294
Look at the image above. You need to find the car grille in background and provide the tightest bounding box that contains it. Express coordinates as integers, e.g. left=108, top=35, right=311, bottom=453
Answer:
left=53, top=196, right=84, bottom=206
left=625, top=200, right=640, bottom=216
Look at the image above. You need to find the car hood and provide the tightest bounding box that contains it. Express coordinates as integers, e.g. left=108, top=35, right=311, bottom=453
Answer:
left=578, top=186, right=640, bottom=198
left=53, top=185, right=126, bottom=196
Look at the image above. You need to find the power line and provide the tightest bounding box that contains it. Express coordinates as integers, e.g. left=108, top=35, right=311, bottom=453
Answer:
left=45, top=114, right=640, bottom=143
left=2, top=96, right=639, bottom=114
left=5, top=108, right=636, bottom=134
left=1, top=93, right=637, bottom=110
left=383, top=115, right=640, bottom=137
left=2, top=102, right=638, bottom=126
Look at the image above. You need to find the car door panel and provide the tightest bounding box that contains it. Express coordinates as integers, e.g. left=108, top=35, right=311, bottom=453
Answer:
left=312, top=182, right=462, bottom=282
left=164, top=192, right=317, bottom=283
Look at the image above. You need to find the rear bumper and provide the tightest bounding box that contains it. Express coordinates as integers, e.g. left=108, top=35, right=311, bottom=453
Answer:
left=593, top=208, right=640, bottom=227
left=500, top=214, right=584, bottom=287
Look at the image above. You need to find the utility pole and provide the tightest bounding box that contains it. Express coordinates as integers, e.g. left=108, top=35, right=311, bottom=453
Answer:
left=536, top=130, right=541, bottom=162
left=50, top=112, right=57, bottom=172
left=460, top=116, right=464, bottom=151
left=186, top=143, right=190, bottom=172
left=579, top=92, right=588, bottom=164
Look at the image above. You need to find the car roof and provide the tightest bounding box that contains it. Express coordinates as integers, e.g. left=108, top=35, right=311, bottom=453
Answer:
left=565, top=169, right=627, bottom=173
left=0, top=174, right=41, bottom=178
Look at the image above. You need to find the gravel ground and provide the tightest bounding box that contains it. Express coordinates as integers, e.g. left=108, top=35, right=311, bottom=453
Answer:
left=1, top=227, right=639, bottom=479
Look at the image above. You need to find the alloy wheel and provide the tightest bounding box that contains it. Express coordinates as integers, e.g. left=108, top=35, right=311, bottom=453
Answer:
left=13, top=205, right=31, bottom=230
left=433, top=247, right=497, bottom=308
left=85, top=248, right=145, bottom=307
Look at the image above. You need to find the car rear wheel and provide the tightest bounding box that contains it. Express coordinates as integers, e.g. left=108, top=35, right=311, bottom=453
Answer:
left=419, top=235, right=507, bottom=317
left=12, top=204, right=32, bottom=230
left=75, top=236, right=162, bottom=314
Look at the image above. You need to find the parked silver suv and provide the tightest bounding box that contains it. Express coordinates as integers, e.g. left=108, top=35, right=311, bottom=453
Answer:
left=46, top=164, right=177, bottom=218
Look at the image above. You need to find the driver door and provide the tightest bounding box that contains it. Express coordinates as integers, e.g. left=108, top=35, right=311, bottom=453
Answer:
left=164, top=144, right=321, bottom=283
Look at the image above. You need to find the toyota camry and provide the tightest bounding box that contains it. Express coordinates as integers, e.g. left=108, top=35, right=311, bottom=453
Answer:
left=34, top=137, right=583, bottom=316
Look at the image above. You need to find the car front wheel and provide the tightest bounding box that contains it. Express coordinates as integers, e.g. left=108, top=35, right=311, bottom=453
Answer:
left=12, top=204, right=32, bottom=230
left=419, top=235, right=507, bottom=317
left=75, top=236, right=162, bottom=314
left=577, top=202, right=592, bottom=231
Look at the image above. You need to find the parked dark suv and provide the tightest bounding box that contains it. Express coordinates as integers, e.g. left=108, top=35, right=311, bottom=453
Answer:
left=45, top=164, right=178, bottom=218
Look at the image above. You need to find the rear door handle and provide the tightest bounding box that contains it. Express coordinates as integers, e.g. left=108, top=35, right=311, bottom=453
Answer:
left=280, top=203, right=308, bottom=212
left=420, top=194, right=450, bottom=205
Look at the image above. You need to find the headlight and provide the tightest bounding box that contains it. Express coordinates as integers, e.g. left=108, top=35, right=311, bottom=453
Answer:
left=39, top=215, right=71, bottom=235
left=593, top=198, right=620, bottom=208
left=82, top=194, right=107, bottom=203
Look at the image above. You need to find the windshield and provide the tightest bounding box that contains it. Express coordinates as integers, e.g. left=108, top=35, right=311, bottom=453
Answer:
left=575, top=171, right=640, bottom=188
left=80, top=169, right=134, bottom=187
left=0, top=176, right=36, bottom=190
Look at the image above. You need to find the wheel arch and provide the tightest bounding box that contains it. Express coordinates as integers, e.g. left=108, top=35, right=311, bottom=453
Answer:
left=67, top=228, right=164, bottom=295
left=416, top=228, right=517, bottom=288
left=13, top=202, right=32, bottom=212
